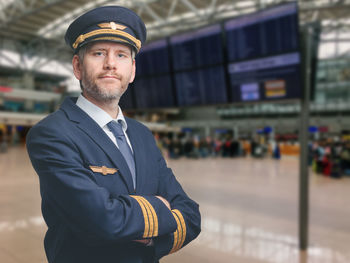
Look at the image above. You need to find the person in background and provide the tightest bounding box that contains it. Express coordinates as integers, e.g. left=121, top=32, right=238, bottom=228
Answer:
left=213, top=137, right=223, bottom=157
left=340, top=141, right=350, bottom=175
left=198, top=137, right=209, bottom=158
left=272, top=141, right=281, bottom=159
left=183, top=136, right=194, bottom=158
left=26, top=6, right=200, bottom=263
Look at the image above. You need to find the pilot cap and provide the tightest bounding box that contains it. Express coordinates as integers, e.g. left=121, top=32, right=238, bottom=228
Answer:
left=65, top=6, right=146, bottom=53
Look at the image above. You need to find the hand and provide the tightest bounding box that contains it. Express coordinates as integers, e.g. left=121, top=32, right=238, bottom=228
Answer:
left=156, top=196, right=171, bottom=210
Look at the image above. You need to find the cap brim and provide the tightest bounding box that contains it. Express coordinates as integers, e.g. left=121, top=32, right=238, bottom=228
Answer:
left=74, top=37, right=137, bottom=54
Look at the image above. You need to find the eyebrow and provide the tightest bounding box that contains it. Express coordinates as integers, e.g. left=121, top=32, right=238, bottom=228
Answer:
left=89, top=47, right=131, bottom=54
left=89, top=47, right=106, bottom=51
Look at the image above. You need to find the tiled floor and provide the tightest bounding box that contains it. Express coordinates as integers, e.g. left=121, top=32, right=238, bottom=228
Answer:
left=1, top=146, right=350, bottom=263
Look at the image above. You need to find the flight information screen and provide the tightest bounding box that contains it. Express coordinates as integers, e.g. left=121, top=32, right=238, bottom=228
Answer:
left=133, top=75, right=175, bottom=108
left=225, top=3, right=299, bottom=62
left=228, top=52, right=302, bottom=102
left=170, top=24, right=223, bottom=71
left=225, top=3, right=302, bottom=103
left=136, top=39, right=170, bottom=76
left=175, top=65, right=227, bottom=106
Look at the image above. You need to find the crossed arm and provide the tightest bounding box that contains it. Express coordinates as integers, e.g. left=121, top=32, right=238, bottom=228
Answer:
left=26, top=123, right=201, bottom=260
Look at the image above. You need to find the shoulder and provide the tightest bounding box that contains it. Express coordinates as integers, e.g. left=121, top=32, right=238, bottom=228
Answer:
left=27, top=109, right=70, bottom=140
left=33, top=108, right=68, bottom=128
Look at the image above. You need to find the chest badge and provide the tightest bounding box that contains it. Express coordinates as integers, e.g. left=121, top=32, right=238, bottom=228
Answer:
left=90, top=165, right=118, bottom=175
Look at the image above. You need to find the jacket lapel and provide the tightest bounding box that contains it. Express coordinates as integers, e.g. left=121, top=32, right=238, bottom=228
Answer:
left=60, top=97, right=134, bottom=193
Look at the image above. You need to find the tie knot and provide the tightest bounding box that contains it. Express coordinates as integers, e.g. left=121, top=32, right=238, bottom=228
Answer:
left=107, top=120, right=124, bottom=137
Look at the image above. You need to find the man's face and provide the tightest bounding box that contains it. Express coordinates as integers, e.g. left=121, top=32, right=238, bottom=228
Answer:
left=72, top=41, right=135, bottom=103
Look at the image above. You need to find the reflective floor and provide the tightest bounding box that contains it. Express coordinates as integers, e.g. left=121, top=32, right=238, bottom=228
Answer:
left=1, top=146, right=350, bottom=263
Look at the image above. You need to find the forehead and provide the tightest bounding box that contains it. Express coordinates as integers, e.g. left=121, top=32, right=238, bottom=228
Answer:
left=87, top=41, right=132, bottom=53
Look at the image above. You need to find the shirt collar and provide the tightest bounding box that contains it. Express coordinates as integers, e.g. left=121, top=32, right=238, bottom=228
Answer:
left=76, top=94, right=128, bottom=131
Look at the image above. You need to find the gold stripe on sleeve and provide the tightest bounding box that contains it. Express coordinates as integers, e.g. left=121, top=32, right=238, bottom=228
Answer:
left=173, top=209, right=187, bottom=250
left=130, top=196, right=150, bottom=238
left=173, top=210, right=184, bottom=251
left=137, top=197, right=154, bottom=238
left=140, top=197, right=159, bottom=237
left=171, top=229, right=179, bottom=254
left=171, top=209, right=187, bottom=252
left=170, top=210, right=182, bottom=254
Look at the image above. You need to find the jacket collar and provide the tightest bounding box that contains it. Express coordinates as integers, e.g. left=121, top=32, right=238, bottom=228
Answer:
left=60, top=97, right=135, bottom=192
left=76, top=94, right=128, bottom=132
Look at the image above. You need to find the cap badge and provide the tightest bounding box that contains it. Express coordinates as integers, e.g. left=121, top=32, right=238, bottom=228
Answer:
left=98, top=22, right=127, bottom=30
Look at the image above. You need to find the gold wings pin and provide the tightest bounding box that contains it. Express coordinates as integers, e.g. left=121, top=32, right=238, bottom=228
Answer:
left=89, top=165, right=118, bottom=175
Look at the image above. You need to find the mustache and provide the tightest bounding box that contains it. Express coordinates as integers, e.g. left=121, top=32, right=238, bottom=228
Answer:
left=98, top=73, right=122, bottom=79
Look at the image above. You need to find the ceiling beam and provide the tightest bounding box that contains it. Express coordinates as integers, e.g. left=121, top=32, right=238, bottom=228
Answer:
left=142, top=2, right=164, bottom=23
left=0, top=0, right=64, bottom=25
left=181, top=0, right=202, bottom=18
left=167, top=0, right=178, bottom=18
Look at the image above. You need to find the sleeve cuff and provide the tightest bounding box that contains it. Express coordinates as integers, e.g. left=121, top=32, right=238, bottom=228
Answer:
left=130, top=196, right=158, bottom=238
left=130, top=195, right=177, bottom=239
left=153, top=209, right=187, bottom=260
left=169, top=209, right=187, bottom=254
left=153, top=233, right=174, bottom=260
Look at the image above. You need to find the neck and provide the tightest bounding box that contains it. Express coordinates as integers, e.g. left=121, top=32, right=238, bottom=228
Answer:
left=82, top=93, right=120, bottom=119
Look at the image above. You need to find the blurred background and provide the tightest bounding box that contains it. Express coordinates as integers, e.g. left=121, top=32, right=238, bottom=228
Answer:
left=1, top=0, right=350, bottom=262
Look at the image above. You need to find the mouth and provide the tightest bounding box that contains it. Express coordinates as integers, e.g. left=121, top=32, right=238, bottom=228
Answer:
left=100, top=75, right=119, bottom=79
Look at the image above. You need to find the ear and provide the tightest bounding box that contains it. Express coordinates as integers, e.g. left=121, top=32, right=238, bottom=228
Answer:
left=72, top=55, right=82, bottom=80
left=129, top=59, right=136, bottom=83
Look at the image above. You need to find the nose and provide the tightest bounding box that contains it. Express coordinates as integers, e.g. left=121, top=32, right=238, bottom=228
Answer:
left=103, top=53, right=117, bottom=70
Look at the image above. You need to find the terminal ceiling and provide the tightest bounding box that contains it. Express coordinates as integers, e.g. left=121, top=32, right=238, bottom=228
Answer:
left=0, top=0, right=349, bottom=67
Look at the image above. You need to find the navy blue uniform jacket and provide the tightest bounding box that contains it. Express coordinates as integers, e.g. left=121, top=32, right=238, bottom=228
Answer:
left=26, top=97, right=201, bottom=263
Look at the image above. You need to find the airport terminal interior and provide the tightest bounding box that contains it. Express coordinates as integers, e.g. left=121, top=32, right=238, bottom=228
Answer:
left=1, top=0, right=350, bottom=262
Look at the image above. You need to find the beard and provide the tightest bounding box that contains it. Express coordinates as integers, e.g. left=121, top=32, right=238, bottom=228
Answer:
left=80, top=68, right=129, bottom=103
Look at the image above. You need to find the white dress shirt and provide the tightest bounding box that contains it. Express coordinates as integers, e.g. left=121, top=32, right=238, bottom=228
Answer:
left=76, top=94, right=133, bottom=152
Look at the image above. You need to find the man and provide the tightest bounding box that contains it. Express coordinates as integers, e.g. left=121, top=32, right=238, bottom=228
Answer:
left=26, top=6, right=200, bottom=263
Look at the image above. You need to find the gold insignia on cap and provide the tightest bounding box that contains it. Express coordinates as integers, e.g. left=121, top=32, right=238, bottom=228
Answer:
left=89, top=165, right=118, bottom=175
left=72, top=29, right=141, bottom=51
left=98, top=22, right=127, bottom=30
left=110, top=22, right=117, bottom=30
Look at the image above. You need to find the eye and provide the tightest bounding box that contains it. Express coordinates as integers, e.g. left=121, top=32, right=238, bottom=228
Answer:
left=118, top=53, right=126, bottom=58
left=93, top=51, right=105, bottom=56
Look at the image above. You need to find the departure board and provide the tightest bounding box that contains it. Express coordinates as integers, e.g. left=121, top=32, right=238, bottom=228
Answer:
left=133, top=75, right=175, bottom=108
left=225, top=2, right=302, bottom=103
left=170, top=24, right=223, bottom=71
left=136, top=39, right=170, bottom=76
left=175, top=66, right=227, bottom=106
left=225, top=3, right=299, bottom=62
left=228, top=52, right=302, bottom=102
